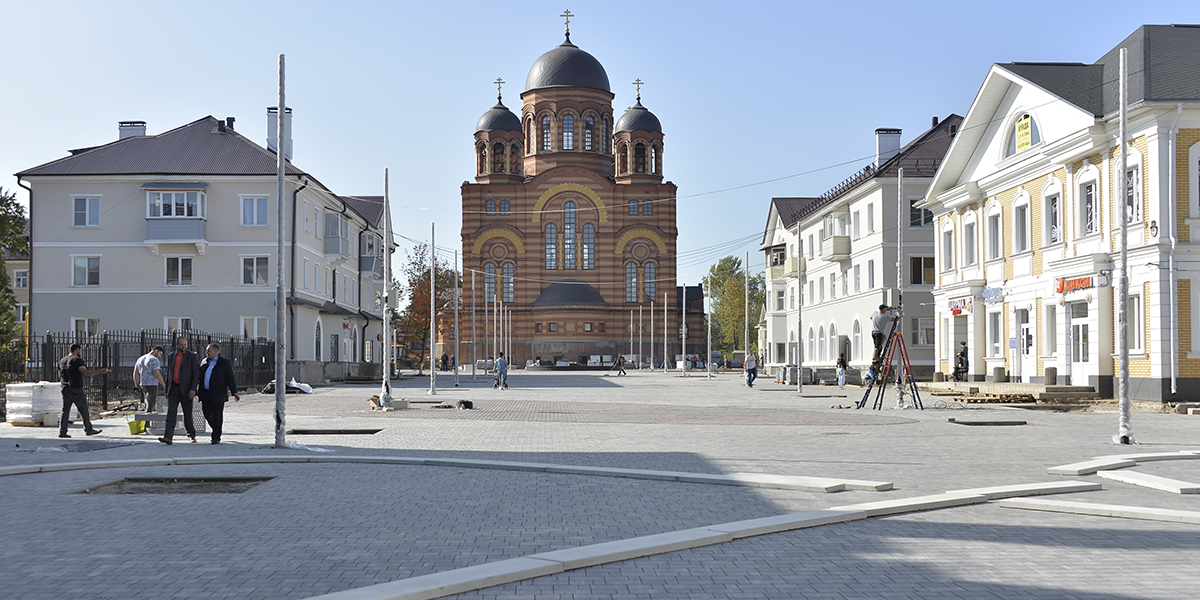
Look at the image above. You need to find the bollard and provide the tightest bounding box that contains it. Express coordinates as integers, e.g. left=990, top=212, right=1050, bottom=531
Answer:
left=992, top=366, right=1007, bottom=383
left=933, top=372, right=945, bottom=382
left=1044, top=366, right=1057, bottom=385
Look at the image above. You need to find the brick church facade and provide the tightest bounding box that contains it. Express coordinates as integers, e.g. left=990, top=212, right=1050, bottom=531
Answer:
left=460, top=27, right=704, bottom=366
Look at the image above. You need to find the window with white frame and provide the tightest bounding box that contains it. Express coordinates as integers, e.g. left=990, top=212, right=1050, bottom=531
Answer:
left=852, top=320, right=862, bottom=361
left=852, top=211, right=860, bottom=238
left=304, top=200, right=310, bottom=232
left=242, top=196, right=269, bottom=226
left=867, top=203, right=875, bottom=233
left=853, top=264, right=860, bottom=293
left=829, top=272, right=836, bottom=299
left=15, top=304, right=28, bottom=323
left=775, top=289, right=785, bottom=311
left=72, top=256, right=99, bottom=286
left=910, top=257, right=935, bottom=284
left=1013, top=194, right=1030, bottom=253
left=963, top=220, right=977, bottom=266
left=1045, top=304, right=1057, bottom=355
left=1044, top=176, right=1062, bottom=244
left=789, top=286, right=794, bottom=309
left=1077, top=167, right=1100, bottom=236
left=808, top=281, right=814, bottom=304
left=941, top=227, right=955, bottom=271
left=165, top=257, right=192, bottom=286
left=303, top=258, right=309, bottom=289
left=243, top=316, right=269, bottom=340
left=165, top=316, right=192, bottom=332
left=72, top=317, right=99, bottom=338
left=1123, top=163, right=1142, bottom=224
left=243, top=256, right=269, bottom=285
left=147, top=191, right=206, bottom=219
left=909, top=200, right=933, bottom=227
left=988, top=311, right=1003, bottom=357
left=819, top=277, right=825, bottom=302
left=1005, top=113, right=1041, bottom=157
left=807, top=234, right=814, bottom=259
left=867, top=260, right=875, bottom=289
left=842, top=269, right=849, bottom=296
left=73, top=196, right=100, bottom=227
left=13, top=270, right=27, bottom=289
left=987, top=209, right=1002, bottom=260
left=807, top=328, right=815, bottom=361
left=910, top=317, right=934, bottom=346
left=1124, top=295, right=1144, bottom=352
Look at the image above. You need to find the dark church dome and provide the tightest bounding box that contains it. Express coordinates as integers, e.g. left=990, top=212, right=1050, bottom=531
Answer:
left=476, top=99, right=522, bottom=132
left=525, top=34, right=611, bottom=93
left=615, top=100, right=662, bottom=133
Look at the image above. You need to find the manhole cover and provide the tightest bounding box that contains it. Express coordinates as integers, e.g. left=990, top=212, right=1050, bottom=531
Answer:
left=286, top=429, right=382, bottom=435
left=79, top=477, right=275, bottom=494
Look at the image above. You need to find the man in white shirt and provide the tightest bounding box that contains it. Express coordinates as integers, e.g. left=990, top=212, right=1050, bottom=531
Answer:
left=132, top=346, right=166, bottom=412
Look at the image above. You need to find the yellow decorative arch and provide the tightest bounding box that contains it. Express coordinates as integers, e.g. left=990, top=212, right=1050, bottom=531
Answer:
left=614, top=228, right=668, bottom=256
left=532, top=183, right=608, bottom=224
left=471, top=228, right=526, bottom=256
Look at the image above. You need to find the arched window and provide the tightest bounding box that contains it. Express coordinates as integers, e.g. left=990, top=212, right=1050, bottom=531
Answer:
left=315, top=321, right=322, bottom=361
left=510, top=143, right=522, bottom=175
left=852, top=321, right=861, bottom=361
left=584, top=116, right=594, bottom=151
left=499, top=199, right=509, bottom=215
left=485, top=198, right=495, bottom=215
left=634, top=142, right=646, bottom=173
left=477, top=144, right=487, bottom=174
left=525, top=119, right=532, bottom=150
left=625, top=263, right=638, bottom=302
left=619, top=144, right=628, bottom=174
left=544, top=224, right=557, bottom=269
left=582, top=223, right=594, bottom=269
left=562, top=114, right=574, bottom=150
left=563, top=202, right=576, bottom=269
left=818, top=326, right=826, bottom=362
left=629, top=200, right=638, bottom=215
left=644, top=262, right=656, bottom=301
left=642, top=199, right=652, bottom=215
left=602, top=117, right=610, bottom=153
left=502, top=263, right=514, bottom=302
left=1005, top=113, right=1041, bottom=157
left=652, top=144, right=661, bottom=174
left=808, top=327, right=815, bottom=361
left=492, top=142, right=505, bottom=173
left=541, top=115, right=551, bottom=151
left=829, top=323, right=838, bottom=362
left=484, top=264, right=496, bottom=302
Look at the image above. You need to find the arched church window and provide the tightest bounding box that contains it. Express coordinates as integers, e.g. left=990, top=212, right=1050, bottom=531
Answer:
left=492, top=142, right=505, bottom=173
left=625, top=263, right=638, bottom=302
left=544, top=224, right=557, bottom=269
left=563, top=201, right=576, bottom=269
left=582, top=223, right=594, bottom=269
left=486, top=199, right=495, bottom=215
left=652, top=144, right=661, bottom=174
left=629, top=200, right=638, bottom=215
left=602, top=117, right=610, bottom=153
left=484, top=263, right=496, bottom=302
left=584, top=116, right=594, bottom=151
left=502, top=263, right=514, bottom=302
left=499, top=199, right=509, bottom=215
left=634, top=143, right=646, bottom=173
left=477, top=144, right=487, bottom=174
left=562, top=115, right=574, bottom=150
left=643, top=199, right=653, bottom=215
left=510, top=143, right=522, bottom=175
left=619, top=144, right=628, bottom=174
left=541, top=116, right=551, bottom=151
left=644, top=262, right=656, bottom=301
left=525, top=119, right=531, bottom=150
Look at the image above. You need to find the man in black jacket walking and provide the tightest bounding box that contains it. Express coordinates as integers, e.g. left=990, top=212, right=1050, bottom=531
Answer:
left=160, top=336, right=201, bottom=444
left=198, top=343, right=240, bottom=444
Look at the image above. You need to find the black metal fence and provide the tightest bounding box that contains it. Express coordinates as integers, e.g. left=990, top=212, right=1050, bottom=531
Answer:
left=0, top=328, right=276, bottom=412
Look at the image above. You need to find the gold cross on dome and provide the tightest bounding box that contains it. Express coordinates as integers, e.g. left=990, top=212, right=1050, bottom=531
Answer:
left=633, top=78, right=644, bottom=100
left=494, top=77, right=505, bottom=99
left=561, top=9, right=574, bottom=32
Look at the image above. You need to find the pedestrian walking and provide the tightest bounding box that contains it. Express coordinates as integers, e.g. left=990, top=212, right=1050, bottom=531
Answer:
left=836, top=353, right=847, bottom=389
left=615, top=354, right=626, bottom=376
left=494, top=352, right=509, bottom=389
left=58, top=343, right=110, bottom=438
left=440, top=352, right=449, bottom=372
left=132, top=346, right=166, bottom=413
left=159, top=336, right=201, bottom=445
left=745, top=352, right=757, bottom=387
left=197, top=343, right=240, bottom=444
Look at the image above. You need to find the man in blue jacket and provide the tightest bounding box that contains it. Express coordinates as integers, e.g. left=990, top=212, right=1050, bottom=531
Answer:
left=198, top=342, right=240, bottom=444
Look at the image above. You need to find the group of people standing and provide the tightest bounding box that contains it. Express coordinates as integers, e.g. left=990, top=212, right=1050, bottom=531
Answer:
left=57, top=336, right=240, bottom=445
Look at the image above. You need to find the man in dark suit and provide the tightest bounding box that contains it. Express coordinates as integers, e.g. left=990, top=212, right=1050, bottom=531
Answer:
left=159, top=336, right=201, bottom=445
left=198, top=342, right=240, bottom=444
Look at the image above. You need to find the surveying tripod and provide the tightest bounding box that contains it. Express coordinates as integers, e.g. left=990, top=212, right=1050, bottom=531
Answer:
left=856, top=309, right=924, bottom=410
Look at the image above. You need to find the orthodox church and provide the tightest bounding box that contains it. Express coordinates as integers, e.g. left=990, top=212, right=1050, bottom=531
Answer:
left=460, top=18, right=704, bottom=366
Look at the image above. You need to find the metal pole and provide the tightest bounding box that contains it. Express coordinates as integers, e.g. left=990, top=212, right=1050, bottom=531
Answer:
left=1117, top=47, right=1132, bottom=444
left=428, top=223, right=436, bottom=395
left=896, top=166, right=906, bottom=408
left=650, top=300, right=655, bottom=370
left=471, top=268, right=476, bottom=379
left=639, top=305, right=643, bottom=369
left=797, top=240, right=803, bottom=393
left=273, top=54, right=287, bottom=448
left=744, top=251, right=750, bottom=386
left=380, top=169, right=393, bottom=408
left=629, top=309, right=634, bottom=361
left=663, top=291, right=668, bottom=374
left=706, top=287, right=712, bottom=379
left=681, top=282, right=687, bottom=377
left=454, top=250, right=460, bottom=387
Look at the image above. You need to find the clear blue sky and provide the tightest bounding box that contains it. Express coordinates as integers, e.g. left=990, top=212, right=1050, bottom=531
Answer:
left=2, top=0, right=1194, bottom=292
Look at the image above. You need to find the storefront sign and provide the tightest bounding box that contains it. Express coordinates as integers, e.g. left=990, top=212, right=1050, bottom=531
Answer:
left=1056, top=276, right=1094, bottom=294
left=981, top=287, right=1004, bottom=304
left=947, top=297, right=972, bottom=315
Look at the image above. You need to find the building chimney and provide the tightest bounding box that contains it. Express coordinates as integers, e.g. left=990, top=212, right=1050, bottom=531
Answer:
left=932, top=116, right=939, bottom=128
left=875, top=128, right=901, bottom=168
left=119, top=120, right=147, bottom=140
left=226, top=117, right=235, bottom=130
left=266, top=107, right=293, bottom=161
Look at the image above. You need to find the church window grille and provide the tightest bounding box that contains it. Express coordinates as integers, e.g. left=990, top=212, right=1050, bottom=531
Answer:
left=625, top=263, right=638, bottom=302
left=652, top=144, right=661, bottom=174
left=582, top=223, right=594, bottom=269
left=499, top=199, right=509, bottom=215
left=564, top=202, right=577, bottom=269
left=562, top=115, right=574, bottom=150
left=477, top=144, right=487, bottom=174
left=629, top=200, right=638, bottom=215
left=620, top=144, right=628, bottom=174
left=541, top=116, right=551, bottom=151
left=486, top=199, right=495, bottom=215
left=545, top=224, right=557, bottom=269
left=502, top=263, right=514, bottom=302
left=484, top=264, right=496, bottom=302
left=585, top=116, right=594, bottom=151
left=642, top=200, right=652, bottom=215
left=510, top=143, right=522, bottom=175
left=644, top=262, right=656, bottom=301
left=602, top=118, right=610, bottom=153
left=634, top=143, right=646, bottom=173
left=493, top=142, right=505, bottom=173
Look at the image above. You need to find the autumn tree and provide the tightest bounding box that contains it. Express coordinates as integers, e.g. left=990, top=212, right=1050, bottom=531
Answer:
left=702, top=255, right=764, bottom=355
left=395, top=243, right=459, bottom=374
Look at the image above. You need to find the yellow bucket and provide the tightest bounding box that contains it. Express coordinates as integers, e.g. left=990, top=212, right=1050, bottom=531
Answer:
left=127, top=417, right=145, bottom=435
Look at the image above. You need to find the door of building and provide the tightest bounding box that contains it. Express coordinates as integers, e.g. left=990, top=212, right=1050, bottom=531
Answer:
left=1069, top=302, right=1089, bottom=386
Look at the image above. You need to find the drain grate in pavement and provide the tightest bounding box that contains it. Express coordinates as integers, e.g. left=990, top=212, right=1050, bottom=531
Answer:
left=79, top=477, right=275, bottom=495
left=947, top=418, right=1027, bottom=426
left=286, top=428, right=382, bottom=435
left=60, top=440, right=136, bottom=452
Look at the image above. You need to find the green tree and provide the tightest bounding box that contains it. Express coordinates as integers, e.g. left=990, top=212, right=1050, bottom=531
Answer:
left=0, top=188, right=26, bottom=347
left=702, top=255, right=764, bottom=355
left=395, top=243, right=459, bottom=375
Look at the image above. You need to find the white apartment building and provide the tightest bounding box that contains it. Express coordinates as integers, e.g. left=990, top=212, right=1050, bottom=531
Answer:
left=760, top=116, right=961, bottom=381
left=919, top=24, right=1200, bottom=401
left=15, top=114, right=391, bottom=378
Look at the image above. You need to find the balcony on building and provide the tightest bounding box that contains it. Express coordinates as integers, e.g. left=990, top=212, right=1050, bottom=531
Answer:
left=143, top=182, right=208, bottom=255
left=821, top=235, right=850, bottom=261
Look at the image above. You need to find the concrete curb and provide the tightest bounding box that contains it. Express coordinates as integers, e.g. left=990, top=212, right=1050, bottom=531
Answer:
left=998, top=497, right=1200, bottom=524
left=1096, top=470, right=1200, bottom=494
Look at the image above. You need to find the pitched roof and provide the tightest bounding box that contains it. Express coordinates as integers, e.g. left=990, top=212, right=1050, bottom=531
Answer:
left=16, top=116, right=305, bottom=177
left=771, top=197, right=822, bottom=229
left=341, top=195, right=385, bottom=227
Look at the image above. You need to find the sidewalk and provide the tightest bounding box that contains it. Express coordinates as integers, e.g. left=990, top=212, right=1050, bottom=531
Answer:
left=2, top=371, right=1197, bottom=599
